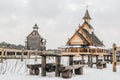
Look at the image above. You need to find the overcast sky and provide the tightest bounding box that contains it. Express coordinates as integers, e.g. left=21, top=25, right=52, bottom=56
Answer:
left=0, top=0, right=120, bottom=49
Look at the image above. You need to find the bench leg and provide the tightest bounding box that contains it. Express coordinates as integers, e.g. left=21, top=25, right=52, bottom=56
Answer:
left=29, top=68, right=39, bottom=75
left=75, top=68, right=83, bottom=75
left=97, top=65, right=103, bottom=69
left=103, top=64, right=106, bottom=68
left=62, top=70, right=72, bottom=78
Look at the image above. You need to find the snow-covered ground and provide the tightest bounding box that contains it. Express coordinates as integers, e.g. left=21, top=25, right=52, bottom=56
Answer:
left=0, top=57, right=120, bottom=80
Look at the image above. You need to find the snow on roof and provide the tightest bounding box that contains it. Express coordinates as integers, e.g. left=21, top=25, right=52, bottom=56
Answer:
left=60, top=45, right=109, bottom=49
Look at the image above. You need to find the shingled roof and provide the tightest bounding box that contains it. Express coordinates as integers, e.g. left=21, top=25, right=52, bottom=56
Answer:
left=81, top=28, right=104, bottom=46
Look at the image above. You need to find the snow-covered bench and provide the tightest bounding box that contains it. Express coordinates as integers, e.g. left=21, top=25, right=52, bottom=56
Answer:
left=27, top=63, right=56, bottom=75
left=96, top=61, right=107, bottom=69
left=59, top=65, right=84, bottom=78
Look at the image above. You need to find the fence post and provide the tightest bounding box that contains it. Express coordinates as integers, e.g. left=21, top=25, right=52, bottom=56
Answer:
left=0, top=48, right=4, bottom=63
left=14, top=51, right=17, bottom=59
left=5, top=50, right=7, bottom=60
left=21, top=48, right=24, bottom=62
left=27, top=51, right=30, bottom=59
left=113, top=43, right=117, bottom=72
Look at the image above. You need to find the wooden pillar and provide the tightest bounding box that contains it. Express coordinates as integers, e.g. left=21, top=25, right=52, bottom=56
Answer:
left=107, top=55, right=109, bottom=63
left=96, top=55, right=99, bottom=63
left=112, top=43, right=117, bottom=72
left=41, top=55, right=46, bottom=76
left=27, top=51, right=30, bottom=59
left=35, top=49, right=38, bottom=61
left=88, top=54, right=91, bottom=67
left=81, top=54, right=85, bottom=64
left=69, top=56, right=73, bottom=65
left=0, top=48, right=4, bottom=63
left=90, top=54, right=93, bottom=68
left=110, top=55, right=113, bottom=64
left=103, top=55, right=106, bottom=61
left=14, top=51, right=17, bottom=59
left=5, top=51, right=7, bottom=60
left=118, top=56, right=120, bottom=62
left=21, top=48, right=24, bottom=62
left=55, top=56, right=61, bottom=77
left=87, top=48, right=89, bottom=53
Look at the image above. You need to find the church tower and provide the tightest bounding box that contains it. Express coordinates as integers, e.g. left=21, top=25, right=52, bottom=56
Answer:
left=83, top=9, right=91, bottom=23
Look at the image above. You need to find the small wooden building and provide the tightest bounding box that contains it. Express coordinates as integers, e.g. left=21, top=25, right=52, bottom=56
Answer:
left=61, top=9, right=108, bottom=55
left=25, top=24, right=46, bottom=51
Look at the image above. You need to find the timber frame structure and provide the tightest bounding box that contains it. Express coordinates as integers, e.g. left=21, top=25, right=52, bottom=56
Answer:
left=61, top=9, right=109, bottom=55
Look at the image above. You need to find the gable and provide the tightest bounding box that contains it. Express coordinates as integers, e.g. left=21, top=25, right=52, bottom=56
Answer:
left=67, top=30, right=90, bottom=46
left=27, top=30, right=42, bottom=40
left=68, top=33, right=84, bottom=45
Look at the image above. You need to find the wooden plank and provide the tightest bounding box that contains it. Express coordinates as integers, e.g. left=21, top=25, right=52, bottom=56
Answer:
left=62, top=65, right=84, bottom=71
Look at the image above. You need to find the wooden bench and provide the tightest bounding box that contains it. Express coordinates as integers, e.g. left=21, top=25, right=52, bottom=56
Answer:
left=96, top=61, right=107, bottom=69
left=59, top=65, right=84, bottom=78
left=73, top=60, right=85, bottom=64
left=27, top=64, right=41, bottom=75
left=27, top=63, right=56, bottom=75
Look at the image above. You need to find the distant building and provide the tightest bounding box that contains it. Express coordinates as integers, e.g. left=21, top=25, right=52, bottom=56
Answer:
left=25, top=24, right=46, bottom=51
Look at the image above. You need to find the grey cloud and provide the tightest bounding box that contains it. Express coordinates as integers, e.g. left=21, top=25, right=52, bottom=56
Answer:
left=0, top=0, right=120, bottom=48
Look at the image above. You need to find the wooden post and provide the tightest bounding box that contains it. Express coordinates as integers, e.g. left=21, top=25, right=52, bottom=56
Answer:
left=27, top=51, right=30, bottom=59
left=81, top=54, right=85, bottom=64
left=113, top=43, right=117, bottom=72
left=35, top=49, right=38, bottom=61
left=88, top=54, right=91, bottom=67
left=103, top=55, right=106, bottom=61
left=55, top=56, right=61, bottom=77
left=21, top=48, right=24, bottom=62
left=90, top=54, right=93, bottom=68
left=0, top=48, right=4, bottom=63
left=69, top=56, right=73, bottom=65
left=107, top=55, right=109, bottom=63
left=41, top=55, right=46, bottom=76
left=69, top=55, right=73, bottom=73
left=5, top=50, right=7, bottom=60
left=110, top=55, right=113, bottom=64
left=14, top=51, right=17, bottom=59
left=96, top=55, right=99, bottom=63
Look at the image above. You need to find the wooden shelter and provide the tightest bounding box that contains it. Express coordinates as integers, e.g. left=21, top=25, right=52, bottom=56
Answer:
left=25, top=24, right=46, bottom=51
left=61, top=9, right=108, bottom=55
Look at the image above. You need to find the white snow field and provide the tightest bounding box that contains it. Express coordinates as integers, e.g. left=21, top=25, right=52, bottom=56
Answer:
left=0, top=57, right=120, bottom=80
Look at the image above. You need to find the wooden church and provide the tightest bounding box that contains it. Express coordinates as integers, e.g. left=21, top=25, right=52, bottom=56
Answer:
left=25, top=24, right=46, bottom=51
left=62, top=9, right=108, bottom=55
